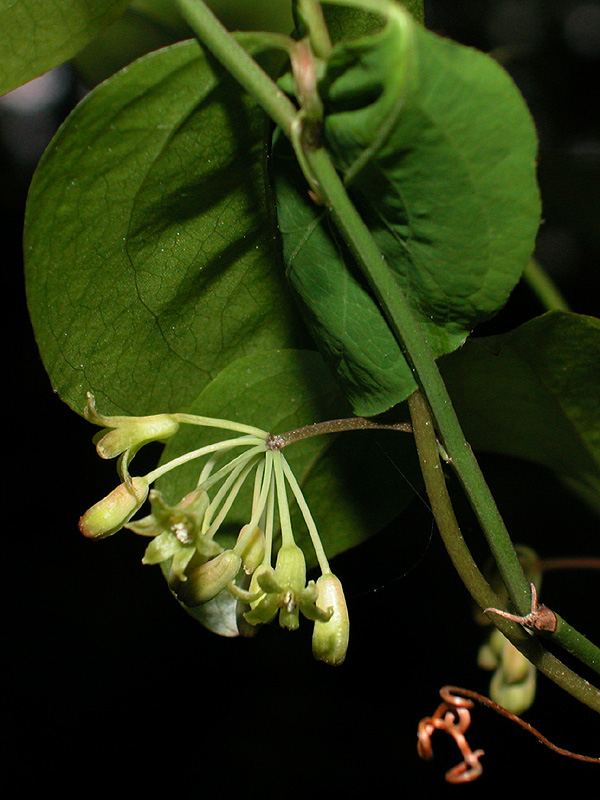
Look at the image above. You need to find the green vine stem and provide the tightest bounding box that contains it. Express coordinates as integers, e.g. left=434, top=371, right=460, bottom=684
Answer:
left=174, top=0, right=600, bottom=701
left=307, top=148, right=600, bottom=681
left=553, top=617, right=600, bottom=676
left=296, top=0, right=333, bottom=58
left=303, top=146, right=532, bottom=614
left=175, top=0, right=530, bottom=615
left=176, top=0, right=298, bottom=136
left=407, top=389, right=600, bottom=712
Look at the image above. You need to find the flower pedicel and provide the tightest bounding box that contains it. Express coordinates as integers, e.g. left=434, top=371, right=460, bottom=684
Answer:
left=78, top=394, right=349, bottom=664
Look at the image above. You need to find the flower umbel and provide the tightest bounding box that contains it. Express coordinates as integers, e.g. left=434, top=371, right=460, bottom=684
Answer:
left=79, top=397, right=349, bottom=663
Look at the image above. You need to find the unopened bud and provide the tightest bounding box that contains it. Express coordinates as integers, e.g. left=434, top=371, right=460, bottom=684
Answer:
left=235, top=523, right=265, bottom=574
left=79, top=477, right=149, bottom=539
left=312, top=573, right=349, bottom=666
left=499, top=635, right=532, bottom=685
left=480, top=628, right=537, bottom=714
left=94, top=414, right=179, bottom=459
left=490, top=658, right=537, bottom=715
left=274, top=543, right=306, bottom=592
left=274, top=544, right=307, bottom=630
left=170, top=550, right=241, bottom=607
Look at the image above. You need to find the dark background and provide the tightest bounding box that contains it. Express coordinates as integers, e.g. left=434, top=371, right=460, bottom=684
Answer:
left=4, top=1, right=599, bottom=794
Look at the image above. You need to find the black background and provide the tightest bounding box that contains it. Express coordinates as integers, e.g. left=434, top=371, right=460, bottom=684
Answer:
left=4, top=1, right=600, bottom=794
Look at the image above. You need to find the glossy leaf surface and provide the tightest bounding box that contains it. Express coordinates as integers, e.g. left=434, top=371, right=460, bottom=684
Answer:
left=322, top=0, right=424, bottom=44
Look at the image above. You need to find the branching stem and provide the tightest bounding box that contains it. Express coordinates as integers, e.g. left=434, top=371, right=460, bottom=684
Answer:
left=408, top=389, right=600, bottom=710
left=174, top=0, right=600, bottom=710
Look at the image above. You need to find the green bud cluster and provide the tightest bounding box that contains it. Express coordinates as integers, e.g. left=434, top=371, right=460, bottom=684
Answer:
left=78, top=395, right=349, bottom=664
left=478, top=627, right=537, bottom=714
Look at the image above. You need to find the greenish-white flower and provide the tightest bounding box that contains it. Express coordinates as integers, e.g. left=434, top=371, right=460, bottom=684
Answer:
left=125, top=488, right=222, bottom=580
left=242, top=544, right=333, bottom=630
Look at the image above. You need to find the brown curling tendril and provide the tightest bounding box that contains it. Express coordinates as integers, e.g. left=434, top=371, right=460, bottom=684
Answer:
left=417, top=685, right=600, bottom=783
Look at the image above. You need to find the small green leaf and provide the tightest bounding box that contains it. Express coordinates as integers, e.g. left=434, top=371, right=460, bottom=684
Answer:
left=25, top=38, right=305, bottom=416
left=157, top=349, right=421, bottom=565
left=440, top=312, right=600, bottom=503
left=0, top=0, right=130, bottom=95
left=274, top=6, right=540, bottom=415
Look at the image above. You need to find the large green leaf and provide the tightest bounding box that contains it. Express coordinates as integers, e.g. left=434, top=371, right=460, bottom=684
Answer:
left=157, top=348, right=420, bottom=562
left=274, top=3, right=540, bottom=416
left=0, top=0, right=129, bottom=95
left=25, top=38, right=306, bottom=416
left=440, top=312, right=600, bottom=503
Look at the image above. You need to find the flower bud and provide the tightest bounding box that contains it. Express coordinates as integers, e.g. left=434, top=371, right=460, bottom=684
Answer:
left=479, top=628, right=537, bottom=714
left=490, top=658, right=537, bottom=715
left=274, top=543, right=307, bottom=630
left=235, top=523, right=265, bottom=574
left=94, top=414, right=180, bottom=459
left=170, top=550, right=242, bottom=607
left=79, top=477, right=149, bottom=539
left=84, top=393, right=180, bottom=458
left=274, top=544, right=306, bottom=592
left=312, top=573, right=349, bottom=666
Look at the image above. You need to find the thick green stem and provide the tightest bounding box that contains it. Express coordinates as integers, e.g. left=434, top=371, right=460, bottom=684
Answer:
left=552, top=615, right=600, bottom=676
left=408, top=389, right=600, bottom=711
left=304, top=147, right=532, bottom=616
left=175, top=0, right=298, bottom=136
left=174, top=0, right=600, bottom=705
left=296, top=0, right=333, bottom=58
left=407, top=391, right=496, bottom=611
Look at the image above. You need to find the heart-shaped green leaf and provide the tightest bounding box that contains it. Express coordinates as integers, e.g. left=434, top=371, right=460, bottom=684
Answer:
left=25, top=38, right=306, bottom=416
